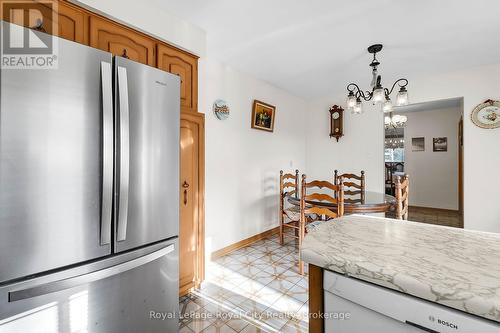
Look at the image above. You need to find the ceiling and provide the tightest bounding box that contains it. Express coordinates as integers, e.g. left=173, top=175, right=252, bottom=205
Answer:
left=155, top=0, right=500, bottom=100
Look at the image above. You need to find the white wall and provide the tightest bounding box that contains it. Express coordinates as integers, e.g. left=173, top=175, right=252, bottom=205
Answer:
left=71, top=0, right=206, bottom=56
left=306, top=98, right=385, bottom=192
left=307, top=62, right=500, bottom=233
left=199, top=58, right=308, bottom=253
left=398, top=107, right=462, bottom=210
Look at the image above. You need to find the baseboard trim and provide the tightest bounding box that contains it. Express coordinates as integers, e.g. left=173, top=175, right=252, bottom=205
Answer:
left=210, top=226, right=280, bottom=260
left=409, top=205, right=460, bottom=214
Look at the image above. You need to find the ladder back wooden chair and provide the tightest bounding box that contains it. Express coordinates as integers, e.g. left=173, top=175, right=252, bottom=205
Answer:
left=279, top=170, right=300, bottom=245
left=334, top=170, right=365, bottom=204
left=395, top=175, right=410, bottom=220
left=298, top=175, right=344, bottom=275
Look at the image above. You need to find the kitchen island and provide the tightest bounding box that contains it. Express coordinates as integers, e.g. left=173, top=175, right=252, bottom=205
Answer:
left=301, top=215, right=500, bottom=332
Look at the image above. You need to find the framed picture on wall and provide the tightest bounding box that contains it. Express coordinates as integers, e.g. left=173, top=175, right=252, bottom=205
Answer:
left=251, top=100, right=276, bottom=132
left=411, top=137, right=425, bottom=152
left=433, top=137, right=448, bottom=152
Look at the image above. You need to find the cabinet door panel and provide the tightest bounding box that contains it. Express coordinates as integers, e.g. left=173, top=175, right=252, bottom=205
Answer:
left=90, top=16, right=155, bottom=65
left=1, top=0, right=86, bottom=43
left=157, top=44, right=198, bottom=112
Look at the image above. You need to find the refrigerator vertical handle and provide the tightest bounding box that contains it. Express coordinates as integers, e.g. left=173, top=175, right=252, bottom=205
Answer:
left=117, top=66, right=130, bottom=242
left=100, top=62, right=113, bottom=246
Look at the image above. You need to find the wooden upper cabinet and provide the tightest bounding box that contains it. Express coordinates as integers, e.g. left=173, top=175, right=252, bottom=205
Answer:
left=90, top=16, right=155, bottom=66
left=157, top=44, right=198, bottom=112
left=1, top=0, right=86, bottom=43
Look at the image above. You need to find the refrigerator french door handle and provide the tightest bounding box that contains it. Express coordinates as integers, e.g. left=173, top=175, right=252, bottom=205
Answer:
left=7, top=244, right=175, bottom=302
left=100, top=61, right=113, bottom=246
left=117, top=66, right=130, bottom=242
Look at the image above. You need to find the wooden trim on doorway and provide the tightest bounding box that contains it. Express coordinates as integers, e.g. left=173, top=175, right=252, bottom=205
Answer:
left=458, top=117, right=464, bottom=216
left=210, top=226, right=280, bottom=260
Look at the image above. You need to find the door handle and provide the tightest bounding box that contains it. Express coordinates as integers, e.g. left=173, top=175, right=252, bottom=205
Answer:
left=100, top=62, right=113, bottom=246
left=183, top=181, right=189, bottom=205
left=117, top=66, right=130, bottom=242
left=8, top=244, right=175, bottom=302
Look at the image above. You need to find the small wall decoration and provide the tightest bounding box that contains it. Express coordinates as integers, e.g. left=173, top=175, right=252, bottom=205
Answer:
left=433, top=137, right=447, bottom=152
left=213, top=99, right=230, bottom=120
left=471, top=99, right=500, bottom=129
left=329, top=105, right=344, bottom=141
left=251, top=100, right=275, bottom=132
left=411, top=137, right=425, bottom=152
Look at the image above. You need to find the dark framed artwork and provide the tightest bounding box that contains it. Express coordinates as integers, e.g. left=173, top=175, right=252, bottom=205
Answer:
left=251, top=100, right=276, bottom=132
left=411, top=137, right=425, bottom=152
left=433, top=137, right=448, bottom=152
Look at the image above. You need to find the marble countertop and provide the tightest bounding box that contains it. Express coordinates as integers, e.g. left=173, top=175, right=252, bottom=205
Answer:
left=301, top=215, right=500, bottom=323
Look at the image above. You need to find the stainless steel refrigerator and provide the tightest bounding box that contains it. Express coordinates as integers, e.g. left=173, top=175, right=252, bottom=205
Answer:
left=0, top=21, right=180, bottom=332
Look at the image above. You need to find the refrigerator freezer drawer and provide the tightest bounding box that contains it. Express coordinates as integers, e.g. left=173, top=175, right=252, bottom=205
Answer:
left=0, top=239, right=179, bottom=333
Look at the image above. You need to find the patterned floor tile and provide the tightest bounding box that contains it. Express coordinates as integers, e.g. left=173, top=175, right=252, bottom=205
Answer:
left=202, top=319, right=239, bottom=333
left=181, top=230, right=309, bottom=332
left=271, top=294, right=305, bottom=313
left=225, top=318, right=252, bottom=332
left=259, top=308, right=293, bottom=331
left=253, top=285, right=284, bottom=307
left=283, top=281, right=308, bottom=303
left=180, top=325, right=195, bottom=333
left=281, top=318, right=308, bottom=333
left=239, top=324, right=271, bottom=333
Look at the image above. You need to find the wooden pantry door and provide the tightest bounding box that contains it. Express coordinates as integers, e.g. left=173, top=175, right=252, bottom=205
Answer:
left=179, top=112, right=205, bottom=296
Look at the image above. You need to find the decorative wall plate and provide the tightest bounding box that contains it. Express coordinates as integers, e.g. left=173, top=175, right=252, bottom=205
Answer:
left=213, top=99, right=229, bottom=120
left=471, top=99, right=500, bottom=129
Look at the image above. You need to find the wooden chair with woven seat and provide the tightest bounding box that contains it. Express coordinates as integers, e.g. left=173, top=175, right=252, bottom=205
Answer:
left=298, top=175, right=344, bottom=275
left=279, top=170, right=300, bottom=245
left=395, top=175, right=410, bottom=220
left=334, top=170, right=365, bottom=204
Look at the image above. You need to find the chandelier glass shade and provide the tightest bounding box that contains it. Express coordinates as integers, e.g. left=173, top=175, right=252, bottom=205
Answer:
left=346, top=44, right=409, bottom=114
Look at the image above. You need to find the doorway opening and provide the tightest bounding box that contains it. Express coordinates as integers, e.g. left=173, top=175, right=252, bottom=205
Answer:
left=384, top=97, right=464, bottom=228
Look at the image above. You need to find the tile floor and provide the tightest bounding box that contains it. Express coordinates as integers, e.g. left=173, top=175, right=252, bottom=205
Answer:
left=179, top=232, right=308, bottom=333
left=407, top=206, right=463, bottom=228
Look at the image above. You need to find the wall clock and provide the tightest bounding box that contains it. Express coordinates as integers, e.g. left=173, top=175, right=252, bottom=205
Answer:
left=329, top=105, right=344, bottom=141
left=471, top=99, right=500, bottom=129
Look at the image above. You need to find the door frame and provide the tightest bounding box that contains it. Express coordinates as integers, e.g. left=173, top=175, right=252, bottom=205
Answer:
left=458, top=116, right=464, bottom=219
left=179, top=111, right=205, bottom=296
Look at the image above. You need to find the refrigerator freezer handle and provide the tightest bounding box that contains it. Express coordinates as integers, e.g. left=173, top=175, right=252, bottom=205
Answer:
left=100, top=62, right=113, bottom=246
left=116, top=66, right=130, bottom=242
left=8, top=244, right=175, bottom=302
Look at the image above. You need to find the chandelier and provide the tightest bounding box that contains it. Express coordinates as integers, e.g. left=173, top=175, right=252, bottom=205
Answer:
left=385, top=112, right=407, bottom=129
left=385, top=134, right=405, bottom=149
left=346, top=44, right=409, bottom=114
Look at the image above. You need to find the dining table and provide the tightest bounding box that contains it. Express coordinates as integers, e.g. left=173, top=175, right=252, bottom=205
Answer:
left=287, top=190, right=396, bottom=214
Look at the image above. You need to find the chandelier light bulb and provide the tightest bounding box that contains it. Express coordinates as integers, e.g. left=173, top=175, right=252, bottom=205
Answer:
left=382, top=99, right=393, bottom=113
left=346, top=93, right=357, bottom=109
left=353, top=98, right=363, bottom=114
left=396, top=87, right=409, bottom=106
left=373, top=87, right=385, bottom=104
left=384, top=116, right=391, bottom=126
